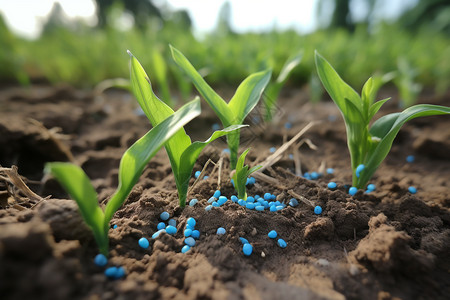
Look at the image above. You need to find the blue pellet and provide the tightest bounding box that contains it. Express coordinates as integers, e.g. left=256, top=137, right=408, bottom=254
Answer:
left=152, top=229, right=165, bottom=239
left=191, top=230, right=200, bottom=239
left=160, top=211, right=170, bottom=221
left=256, top=198, right=265, bottom=204
left=327, top=182, right=337, bottom=189
left=408, top=186, right=417, bottom=194
left=274, top=200, right=281, bottom=206
left=187, top=217, right=196, bottom=228
left=289, top=154, right=294, bottom=160
left=246, top=203, right=255, bottom=210
left=255, top=205, right=265, bottom=211
left=157, top=222, right=166, bottom=230
left=263, top=201, right=270, bottom=208
left=326, top=168, right=334, bottom=174
left=186, top=224, right=195, bottom=231
left=268, top=230, right=277, bottom=239
left=231, top=179, right=235, bottom=186
left=254, top=194, right=260, bottom=200
left=270, top=147, right=276, bottom=153
left=181, top=245, right=191, bottom=253
left=264, top=193, right=271, bottom=200
left=243, top=243, right=253, bottom=256
left=115, top=267, right=126, bottom=279
left=212, top=123, right=220, bottom=131
left=355, top=164, right=365, bottom=178
left=194, top=170, right=201, bottom=178
left=406, top=155, right=415, bottom=163
left=314, top=206, right=322, bottom=215
left=246, top=178, right=251, bottom=185
left=189, top=198, right=198, bottom=206
left=168, top=219, right=176, bottom=227
left=303, top=172, right=311, bottom=180
left=247, top=196, right=255, bottom=203
left=367, top=184, right=376, bottom=191
left=212, top=201, right=220, bottom=207
left=217, top=227, right=226, bottom=235
left=248, top=177, right=256, bottom=185
left=113, top=224, right=118, bottom=229
left=270, top=205, right=277, bottom=212
left=138, top=237, right=150, bottom=249
left=289, top=198, right=299, bottom=207
left=165, top=225, right=177, bottom=235
left=105, top=267, right=118, bottom=279
left=276, top=205, right=284, bottom=211
left=270, top=194, right=277, bottom=201
left=203, top=176, right=209, bottom=179
left=207, top=197, right=216, bottom=203
left=184, top=237, right=196, bottom=247
left=284, top=122, right=292, bottom=129
left=310, top=172, right=319, bottom=180
left=277, top=239, right=287, bottom=248
left=218, top=196, right=228, bottom=206
left=213, top=190, right=221, bottom=198
left=94, top=254, right=107, bottom=267
left=349, top=187, right=358, bottom=196
left=184, top=228, right=192, bottom=237
left=231, top=195, right=238, bottom=202
left=238, top=199, right=245, bottom=206
left=239, top=237, right=249, bottom=244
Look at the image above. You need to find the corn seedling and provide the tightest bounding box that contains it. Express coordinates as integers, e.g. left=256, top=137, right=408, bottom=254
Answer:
left=263, top=50, right=303, bottom=120
left=231, top=149, right=261, bottom=201
left=170, top=45, right=272, bottom=169
left=315, top=51, right=450, bottom=189
left=394, top=57, right=422, bottom=108
left=129, top=51, right=244, bottom=207
left=45, top=99, right=201, bottom=255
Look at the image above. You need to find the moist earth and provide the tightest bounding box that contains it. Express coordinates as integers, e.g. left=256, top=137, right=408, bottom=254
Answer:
left=0, top=85, right=449, bottom=300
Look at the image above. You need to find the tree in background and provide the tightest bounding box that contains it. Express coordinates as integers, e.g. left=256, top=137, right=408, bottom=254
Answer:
left=398, top=0, right=450, bottom=34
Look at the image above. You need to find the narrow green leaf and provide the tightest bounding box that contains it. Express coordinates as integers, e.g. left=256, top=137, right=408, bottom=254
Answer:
left=248, top=165, right=262, bottom=174
left=44, top=163, right=104, bottom=231
left=228, top=69, right=272, bottom=124
left=277, top=50, right=303, bottom=84
left=315, top=51, right=363, bottom=117
left=104, top=98, right=201, bottom=222
left=170, top=45, right=233, bottom=125
left=368, top=98, right=390, bottom=121
left=129, top=50, right=193, bottom=171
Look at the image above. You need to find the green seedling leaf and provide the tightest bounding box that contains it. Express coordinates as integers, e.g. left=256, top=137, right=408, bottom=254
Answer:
left=46, top=92, right=201, bottom=256
left=129, top=50, right=245, bottom=206
left=232, top=148, right=261, bottom=200
left=315, top=51, right=450, bottom=189
left=170, top=45, right=271, bottom=169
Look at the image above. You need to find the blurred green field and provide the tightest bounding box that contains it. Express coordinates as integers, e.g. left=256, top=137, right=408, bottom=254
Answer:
left=1, top=5, right=449, bottom=100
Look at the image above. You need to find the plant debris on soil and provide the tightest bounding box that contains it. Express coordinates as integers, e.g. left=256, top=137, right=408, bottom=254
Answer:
left=0, top=85, right=449, bottom=300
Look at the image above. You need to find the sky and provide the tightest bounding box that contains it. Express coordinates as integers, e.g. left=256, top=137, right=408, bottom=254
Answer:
left=0, top=0, right=416, bottom=39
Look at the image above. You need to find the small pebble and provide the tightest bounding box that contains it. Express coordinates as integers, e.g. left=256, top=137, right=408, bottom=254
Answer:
left=243, top=243, right=253, bottom=256
left=406, top=155, right=415, bottom=163
left=165, top=225, right=177, bottom=235
left=314, top=206, right=322, bottom=215
left=349, top=187, right=357, bottom=196
left=213, top=190, right=221, bottom=198
left=160, top=211, right=170, bottom=221
left=181, top=245, right=191, bottom=253
left=408, top=186, right=417, bottom=194
left=268, top=230, right=277, bottom=239
left=326, top=168, right=334, bottom=174
left=168, top=219, right=176, bottom=227
left=184, top=237, right=196, bottom=247
left=94, top=254, right=108, bottom=267
left=327, top=182, right=337, bottom=189
left=216, top=227, right=226, bottom=235
left=191, top=230, right=200, bottom=239
left=189, top=198, right=198, bottom=206
left=194, top=170, right=201, bottom=178
left=138, top=237, right=149, bottom=249
left=187, top=217, right=196, bottom=228
left=277, top=239, right=287, bottom=248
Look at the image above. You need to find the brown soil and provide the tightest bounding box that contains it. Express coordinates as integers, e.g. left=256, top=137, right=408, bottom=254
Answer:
left=0, top=85, right=449, bottom=300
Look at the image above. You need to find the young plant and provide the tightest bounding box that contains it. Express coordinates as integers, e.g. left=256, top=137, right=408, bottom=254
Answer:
left=232, top=148, right=261, bottom=201
left=263, top=50, right=303, bottom=120
left=45, top=99, right=201, bottom=255
left=170, top=45, right=272, bottom=169
left=394, top=57, right=422, bottom=108
left=129, top=51, right=244, bottom=207
left=315, top=51, right=450, bottom=189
